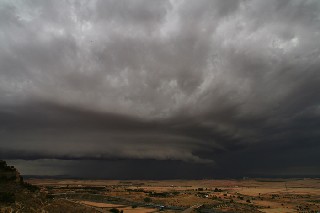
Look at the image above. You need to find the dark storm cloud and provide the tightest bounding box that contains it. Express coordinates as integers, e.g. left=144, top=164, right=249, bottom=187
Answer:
left=1, top=0, right=320, bottom=177
left=0, top=101, right=217, bottom=163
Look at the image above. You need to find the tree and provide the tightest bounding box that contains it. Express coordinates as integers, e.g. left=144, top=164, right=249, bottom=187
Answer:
left=110, top=208, right=120, bottom=213
left=144, top=197, right=152, bottom=203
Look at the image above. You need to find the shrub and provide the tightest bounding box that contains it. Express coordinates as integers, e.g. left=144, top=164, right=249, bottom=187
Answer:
left=214, top=188, right=222, bottom=192
left=110, top=208, right=120, bottom=213
left=144, top=197, right=152, bottom=203
left=22, top=182, right=39, bottom=192
left=0, top=192, right=15, bottom=203
left=46, top=194, right=55, bottom=199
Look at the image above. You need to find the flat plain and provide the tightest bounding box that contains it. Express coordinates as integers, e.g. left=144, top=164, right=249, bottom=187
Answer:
left=26, top=178, right=320, bottom=213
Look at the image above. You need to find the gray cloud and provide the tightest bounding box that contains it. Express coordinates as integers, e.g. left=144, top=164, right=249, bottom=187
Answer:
left=1, top=0, right=320, bottom=178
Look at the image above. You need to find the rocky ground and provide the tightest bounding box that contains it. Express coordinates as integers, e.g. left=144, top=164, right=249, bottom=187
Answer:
left=0, top=160, right=98, bottom=213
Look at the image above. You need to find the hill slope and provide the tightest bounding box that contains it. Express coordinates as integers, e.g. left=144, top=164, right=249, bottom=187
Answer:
left=0, top=160, right=98, bottom=212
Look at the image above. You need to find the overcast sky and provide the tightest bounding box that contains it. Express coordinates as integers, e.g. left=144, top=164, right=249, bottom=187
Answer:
left=1, top=0, right=320, bottom=178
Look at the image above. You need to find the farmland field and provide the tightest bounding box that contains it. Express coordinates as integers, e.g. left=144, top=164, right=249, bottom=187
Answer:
left=26, top=178, right=320, bottom=213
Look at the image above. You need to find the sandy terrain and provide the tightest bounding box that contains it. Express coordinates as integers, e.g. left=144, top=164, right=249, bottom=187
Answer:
left=78, top=201, right=157, bottom=213
left=80, top=201, right=125, bottom=208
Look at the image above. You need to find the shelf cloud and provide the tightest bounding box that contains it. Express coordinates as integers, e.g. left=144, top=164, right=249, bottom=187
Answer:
left=1, top=0, right=320, bottom=178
